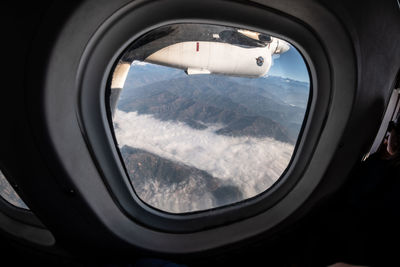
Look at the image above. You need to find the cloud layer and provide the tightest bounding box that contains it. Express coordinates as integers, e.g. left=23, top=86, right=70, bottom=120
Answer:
left=114, top=110, right=294, bottom=212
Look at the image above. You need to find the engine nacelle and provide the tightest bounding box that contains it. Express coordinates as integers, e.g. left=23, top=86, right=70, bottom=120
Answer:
left=145, top=41, right=271, bottom=78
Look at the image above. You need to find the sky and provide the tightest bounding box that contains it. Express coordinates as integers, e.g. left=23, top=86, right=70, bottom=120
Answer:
left=268, top=44, right=310, bottom=83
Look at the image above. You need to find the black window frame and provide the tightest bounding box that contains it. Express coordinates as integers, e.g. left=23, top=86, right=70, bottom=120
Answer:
left=35, top=0, right=357, bottom=253
left=77, top=2, right=329, bottom=233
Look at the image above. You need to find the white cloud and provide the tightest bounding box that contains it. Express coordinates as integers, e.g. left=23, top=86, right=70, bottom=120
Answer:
left=114, top=110, right=294, bottom=212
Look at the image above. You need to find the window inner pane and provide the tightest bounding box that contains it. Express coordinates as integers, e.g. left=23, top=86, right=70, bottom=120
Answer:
left=109, top=24, right=310, bottom=213
left=0, top=170, right=29, bottom=210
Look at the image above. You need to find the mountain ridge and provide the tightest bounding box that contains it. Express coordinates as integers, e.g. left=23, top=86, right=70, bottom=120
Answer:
left=118, top=75, right=307, bottom=143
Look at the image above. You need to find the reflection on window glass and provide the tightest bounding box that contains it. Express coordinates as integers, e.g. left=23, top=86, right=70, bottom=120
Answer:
left=0, top=170, right=29, bottom=210
left=109, top=24, right=310, bottom=213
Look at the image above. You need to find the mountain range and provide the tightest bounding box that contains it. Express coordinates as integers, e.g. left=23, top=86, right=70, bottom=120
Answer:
left=119, top=72, right=309, bottom=143
left=121, top=146, right=243, bottom=213
left=114, top=63, right=309, bottom=213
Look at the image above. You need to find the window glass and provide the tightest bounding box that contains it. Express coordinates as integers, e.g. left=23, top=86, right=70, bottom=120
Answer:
left=0, top=170, right=29, bottom=210
left=109, top=24, right=310, bottom=213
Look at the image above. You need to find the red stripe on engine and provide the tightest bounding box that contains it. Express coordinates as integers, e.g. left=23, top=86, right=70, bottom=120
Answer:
left=196, top=42, right=199, bottom=52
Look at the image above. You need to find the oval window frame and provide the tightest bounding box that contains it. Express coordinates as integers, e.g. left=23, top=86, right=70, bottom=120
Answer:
left=37, top=0, right=356, bottom=253
left=107, top=23, right=313, bottom=215
left=76, top=2, right=328, bottom=233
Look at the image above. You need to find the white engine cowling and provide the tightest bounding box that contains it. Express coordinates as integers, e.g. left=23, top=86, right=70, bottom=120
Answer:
left=145, top=41, right=272, bottom=78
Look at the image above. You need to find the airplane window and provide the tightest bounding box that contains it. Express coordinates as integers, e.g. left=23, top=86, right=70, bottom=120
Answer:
left=0, top=170, right=29, bottom=210
left=108, top=24, right=310, bottom=213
